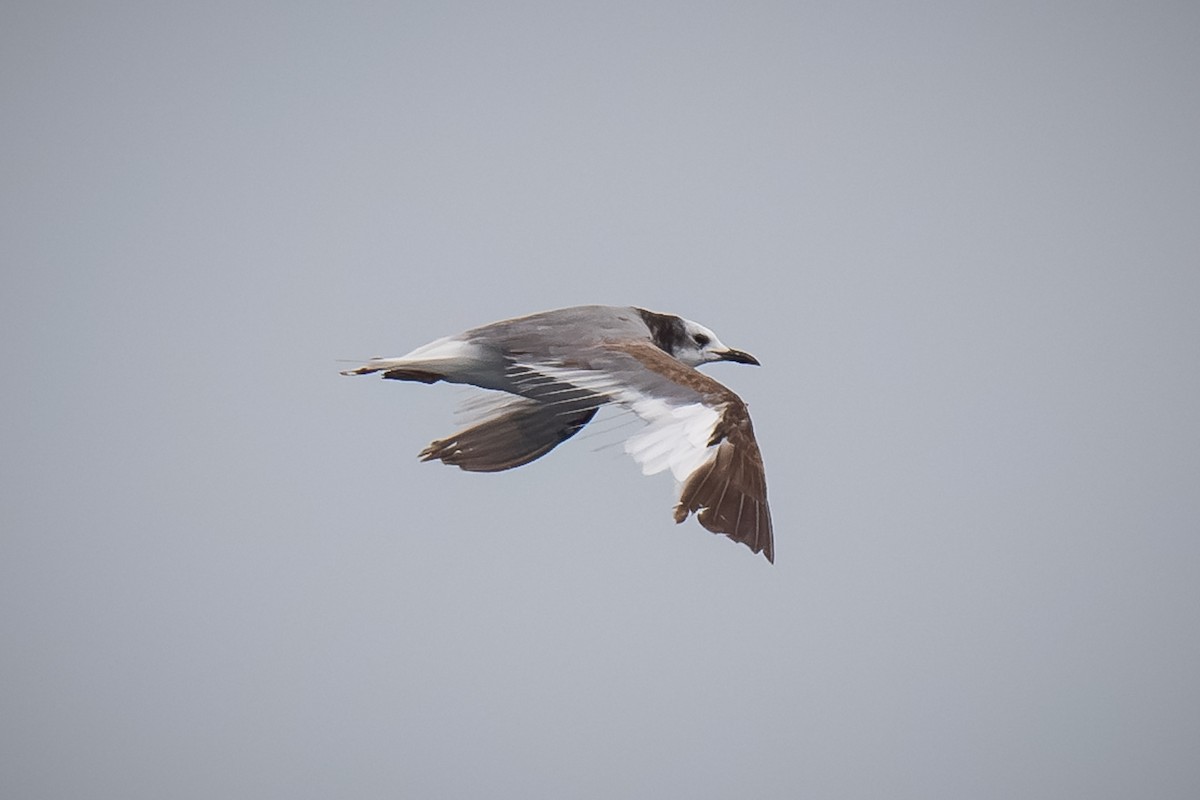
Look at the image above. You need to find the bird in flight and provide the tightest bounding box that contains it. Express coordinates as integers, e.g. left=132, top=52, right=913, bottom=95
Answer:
left=341, top=305, right=773, bottom=562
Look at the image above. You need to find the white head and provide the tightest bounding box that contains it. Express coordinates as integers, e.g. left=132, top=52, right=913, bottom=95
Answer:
left=634, top=308, right=761, bottom=369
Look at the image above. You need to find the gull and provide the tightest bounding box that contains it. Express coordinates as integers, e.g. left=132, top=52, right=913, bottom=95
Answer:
left=340, top=305, right=773, bottom=562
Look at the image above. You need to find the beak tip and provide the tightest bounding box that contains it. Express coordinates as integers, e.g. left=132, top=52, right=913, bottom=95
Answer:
left=721, top=348, right=761, bottom=366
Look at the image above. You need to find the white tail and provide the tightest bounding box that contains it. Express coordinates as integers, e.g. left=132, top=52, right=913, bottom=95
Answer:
left=339, top=337, right=487, bottom=382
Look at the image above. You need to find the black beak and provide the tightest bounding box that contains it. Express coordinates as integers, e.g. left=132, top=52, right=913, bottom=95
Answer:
left=718, top=348, right=760, bottom=366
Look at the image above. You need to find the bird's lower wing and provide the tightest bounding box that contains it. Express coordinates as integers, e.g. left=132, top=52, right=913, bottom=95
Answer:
left=420, top=396, right=599, bottom=473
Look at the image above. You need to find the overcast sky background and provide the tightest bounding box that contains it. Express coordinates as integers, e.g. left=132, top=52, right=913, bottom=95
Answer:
left=3, top=2, right=1199, bottom=798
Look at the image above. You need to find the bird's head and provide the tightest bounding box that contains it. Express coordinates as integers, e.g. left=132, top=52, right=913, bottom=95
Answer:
left=675, top=318, right=761, bottom=369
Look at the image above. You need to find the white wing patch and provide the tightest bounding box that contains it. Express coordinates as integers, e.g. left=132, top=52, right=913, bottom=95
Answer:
left=623, top=400, right=719, bottom=480
left=518, top=362, right=722, bottom=484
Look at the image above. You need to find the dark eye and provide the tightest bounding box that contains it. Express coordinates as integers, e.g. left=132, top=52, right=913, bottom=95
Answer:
left=692, top=333, right=710, bottom=346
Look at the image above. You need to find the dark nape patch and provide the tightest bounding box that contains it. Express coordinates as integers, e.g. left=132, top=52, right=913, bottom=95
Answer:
left=634, top=308, right=688, bottom=357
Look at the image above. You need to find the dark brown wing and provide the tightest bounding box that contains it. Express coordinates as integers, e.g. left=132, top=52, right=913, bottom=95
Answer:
left=673, top=401, right=773, bottom=563
left=522, top=341, right=774, bottom=563
left=419, top=397, right=598, bottom=473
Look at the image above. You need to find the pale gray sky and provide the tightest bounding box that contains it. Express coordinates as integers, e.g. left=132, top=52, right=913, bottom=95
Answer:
left=3, top=2, right=1199, bottom=798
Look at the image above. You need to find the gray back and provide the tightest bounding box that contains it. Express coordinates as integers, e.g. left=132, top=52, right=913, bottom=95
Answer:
left=462, top=305, right=650, bottom=360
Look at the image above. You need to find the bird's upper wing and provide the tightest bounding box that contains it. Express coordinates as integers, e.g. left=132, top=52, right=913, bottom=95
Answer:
left=511, top=341, right=773, bottom=562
